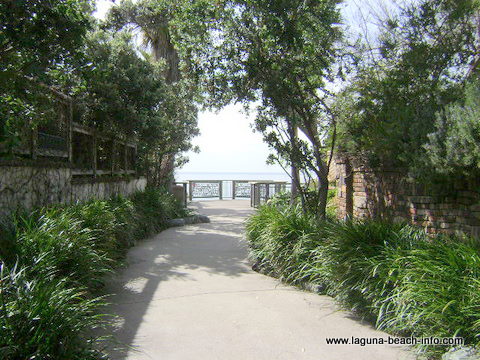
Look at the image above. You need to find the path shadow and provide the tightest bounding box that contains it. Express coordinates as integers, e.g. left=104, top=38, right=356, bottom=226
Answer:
left=103, top=201, right=254, bottom=359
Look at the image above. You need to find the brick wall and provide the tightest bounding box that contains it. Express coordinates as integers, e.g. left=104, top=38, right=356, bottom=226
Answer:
left=333, top=157, right=480, bottom=237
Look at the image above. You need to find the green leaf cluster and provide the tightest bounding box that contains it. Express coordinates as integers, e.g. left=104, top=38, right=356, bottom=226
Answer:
left=247, top=203, right=480, bottom=358
left=426, top=77, right=480, bottom=176
left=336, top=0, right=477, bottom=173
left=0, top=0, right=93, bottom=148
left=0, top=188, right=189, bottom=359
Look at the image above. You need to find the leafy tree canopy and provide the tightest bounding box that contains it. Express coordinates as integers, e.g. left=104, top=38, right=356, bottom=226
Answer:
left=72, top=28, right=199, bottom=183
left=105, top=0, right=222, bottom=89
left=0, top=0, right=92, bottom=82
left=74, top=29, right=166, bottom=135
left=335, top=0, right=477, bottom=173
left=425, top=76, right=480, bottom=176
left=0, top=0, right=93, bottom=147
left=208, top=0, right=343, bottom=216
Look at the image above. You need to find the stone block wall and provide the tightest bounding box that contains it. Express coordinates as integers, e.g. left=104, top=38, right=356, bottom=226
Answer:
left=71, top=176, right=147, bottom=203
left=0, top=161, right=71, bottom=212
left=0, top=160, right=146, bottom=214
left=333, top=157, right=480, bottom=237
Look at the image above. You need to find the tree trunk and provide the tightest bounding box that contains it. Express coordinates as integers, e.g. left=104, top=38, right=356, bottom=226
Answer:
left=151, top=29, right=180, bottom=189
left=291, top=163, right=299, bottom=203
left=152, top=31, right=181, bottom=84
left=316, top=174, right=329, bottom=219
left=158, top=153, right=175, bottom=189
left=288, top=122, right=301, bottom=205
left=296, top=119, right=330, bottom=218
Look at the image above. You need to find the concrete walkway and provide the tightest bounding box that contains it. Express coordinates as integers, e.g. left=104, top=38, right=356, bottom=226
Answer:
left=105, top=200, right=413, bottom=360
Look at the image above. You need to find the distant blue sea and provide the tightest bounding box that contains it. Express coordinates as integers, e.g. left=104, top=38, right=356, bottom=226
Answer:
left=175, top=171, right=290, bottom=182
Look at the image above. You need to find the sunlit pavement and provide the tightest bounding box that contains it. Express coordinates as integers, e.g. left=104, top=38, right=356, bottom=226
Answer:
left=104, top=200, right=413, bottom=360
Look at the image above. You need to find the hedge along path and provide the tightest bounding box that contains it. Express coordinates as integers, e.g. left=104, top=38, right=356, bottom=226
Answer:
left=104, top=200, right=413, bottom=360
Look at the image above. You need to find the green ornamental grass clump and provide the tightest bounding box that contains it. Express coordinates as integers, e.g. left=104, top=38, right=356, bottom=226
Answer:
left=247, top=203, right=324, bottom=284
left=246, top=202, right=480, bottom=358
left=130, top=188, right=190, bottom=239
left=0, top=187, right=186, bottom=359
left=16, top=208, right=114, bottom=290
left=0, top=264, right=109, bottom=360
left=379, top=238, right=480, bottom=346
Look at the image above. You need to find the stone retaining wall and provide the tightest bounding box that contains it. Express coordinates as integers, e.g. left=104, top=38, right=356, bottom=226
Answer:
left=0, top=160, right=146, bottom=214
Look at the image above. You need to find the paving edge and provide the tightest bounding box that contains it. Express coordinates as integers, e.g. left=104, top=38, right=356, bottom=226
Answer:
left=166, top=214, right=211, bottom=228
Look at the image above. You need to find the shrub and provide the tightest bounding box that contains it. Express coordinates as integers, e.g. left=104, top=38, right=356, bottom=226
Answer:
left=426, top=78, right=480, bottom=176
left=71, top=199, right=132, bottom=260
left=246, top=203, right=480, bottom=357
left=107, top=195, right=138, bottom=248
left=0, top=263, right=108, bottom=360
left=266, top=191, right=291, bottom=209
left=16, top=208, right=113, bottom=291
left=314, top=221, right=424, bottom=313
left=267, top=188, right=337, bottom=220
left=0, top=187, right=187, bottom=359
left=130, top=187, right=190, bottom=240
left=246, top=203, right=327, bottom=285
left=378, top=237, right=480, bottom=347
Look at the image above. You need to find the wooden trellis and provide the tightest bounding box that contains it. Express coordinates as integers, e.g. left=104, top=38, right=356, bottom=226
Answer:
left=0, top=81, right=138, bottom=176
left=72, top=122, right=137, bottom=176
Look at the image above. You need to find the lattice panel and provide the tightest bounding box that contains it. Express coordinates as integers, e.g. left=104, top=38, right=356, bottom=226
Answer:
left=234, top=182, right=251, bottom=198
left=191, top=182, right=221, bottom=198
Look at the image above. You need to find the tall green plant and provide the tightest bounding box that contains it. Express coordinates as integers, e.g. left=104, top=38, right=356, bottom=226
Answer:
left=16, top=208, right=113, bottom=290
left=0, top=264, right=108, bottom=360
left=336, top=0, right=477, bottom=172
left=246, top=203, right=480, bottom=357
left=216, top=0, right=342, bottom=217
left=425, top=78, right=480, bottom=176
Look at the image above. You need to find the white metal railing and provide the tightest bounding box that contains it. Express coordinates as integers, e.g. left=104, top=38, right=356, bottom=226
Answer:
left=179, top=180, right=289, bottom=207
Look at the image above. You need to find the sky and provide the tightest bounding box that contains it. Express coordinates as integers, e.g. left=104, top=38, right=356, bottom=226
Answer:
left=179, top=104, right=281, bottom=174
left=93, top=0, right=402, bottom=177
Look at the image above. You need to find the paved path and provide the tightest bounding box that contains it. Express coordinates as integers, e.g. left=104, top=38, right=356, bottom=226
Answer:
left=105, top=200, right=413, bottom=360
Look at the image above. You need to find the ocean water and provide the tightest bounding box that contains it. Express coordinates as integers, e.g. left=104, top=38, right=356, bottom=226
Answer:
left=175, top=171, right=291, bottom=182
